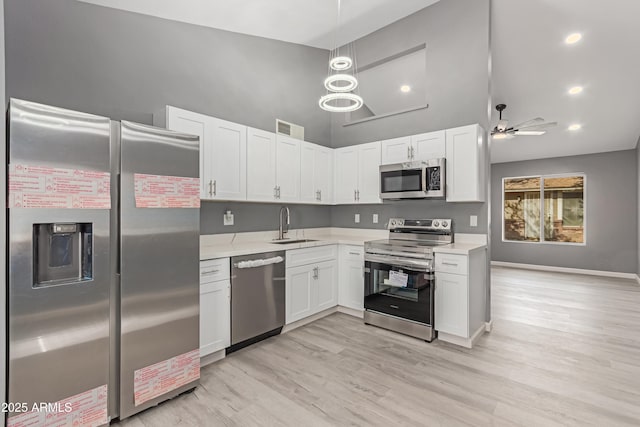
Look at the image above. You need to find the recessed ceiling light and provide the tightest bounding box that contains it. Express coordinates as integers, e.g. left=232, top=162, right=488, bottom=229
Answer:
left=565, top=33, right=582, bottom=44
left=568, top=124, right=582, bottom=131
left=400, top=85, right=411, bottom=93
left=568, top=86, right=583, bottom=95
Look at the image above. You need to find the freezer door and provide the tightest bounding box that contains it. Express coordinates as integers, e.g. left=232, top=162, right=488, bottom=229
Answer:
left=119, top=121, right=200, bottom=419
left=7, top=99, right=112, bottom=417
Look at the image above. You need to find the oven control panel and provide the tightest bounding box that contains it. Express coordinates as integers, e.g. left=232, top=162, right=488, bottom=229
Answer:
left=388, top=218, right=452, bottom=231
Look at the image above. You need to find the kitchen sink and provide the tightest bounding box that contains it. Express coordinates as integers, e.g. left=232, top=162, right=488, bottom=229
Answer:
left=271, top=239, right=318, bottom=244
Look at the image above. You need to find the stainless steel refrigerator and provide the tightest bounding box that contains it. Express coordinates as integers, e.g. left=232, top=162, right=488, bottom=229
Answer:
left=6, top=99, right=201, bottom=425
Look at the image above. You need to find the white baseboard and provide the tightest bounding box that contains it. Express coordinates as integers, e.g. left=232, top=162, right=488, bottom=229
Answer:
left=485, top=320, right=493, bottom=332
left=336, top=306, right=364, bottom=318
left=636, top=274, right=640, bottom=285
left=200, top=349, right=225, bottom=367
left=492, top=261, right=638, bottom=281
left=438, top=324, right=486, bottom=349
left=282, top=307, right=338, bottom=333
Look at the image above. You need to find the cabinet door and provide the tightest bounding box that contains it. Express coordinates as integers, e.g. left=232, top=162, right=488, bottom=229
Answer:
left=314, top=145, right=333, bottom=204
left=334, top=147, right=359, bottom=204
left=411, top=130, right=446, bottom=161
left=299, top=141, right=316, bottom=203
left=286, top=265, right=314, bottom=324
left=357, top=141, right=382, bottom=204
left=315, top=260, right=339, bottom=313
left=338, top=246, right=364, bottom=311
left=445, top=125, right=484, bottom=202
left=200, top=280, right=231, bottom=357
left=276, top=135, right=301, bottom=202
left=380, top=136, right=412, bottom=164
left=210, top=118, right=247, bottom=200
left=247, top=128, right=277, bottom=202
left=434, top=272, right=469, bottom=338
left=166, top=106, right=211, bottom=199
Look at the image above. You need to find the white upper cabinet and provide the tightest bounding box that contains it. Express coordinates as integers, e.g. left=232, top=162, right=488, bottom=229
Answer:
left=276, top=135, right=301, bottom=202
left=334, top=146, right=359, bottom=204
left=411, top=130, right=446, bottom=161
left=445, top=124, right=485, bottom=202
left=334, top=142, right=381, bottom=204
left=357, top=142, right=382, bottom=204
left=165, top=106, right=211, bottom=199
left=380, top=136, right=412, bottom=164
left=210, top=118, right=247, bottom=201
left=247, top=128, right=277, bottom=202
left=300, top=142, right=334, bottom=204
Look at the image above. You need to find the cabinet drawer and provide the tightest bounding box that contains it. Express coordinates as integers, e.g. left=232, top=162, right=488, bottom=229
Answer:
left=287, top=245, right=337, bottom=268
left=340, top=245, right=364, bottom=261
left=200, top=258, right=230, bottom=283
left=435, top=253, right=468, bottom=275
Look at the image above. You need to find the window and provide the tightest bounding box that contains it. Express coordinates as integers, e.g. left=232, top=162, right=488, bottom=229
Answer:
left=503, top=174, right=585, bottom=244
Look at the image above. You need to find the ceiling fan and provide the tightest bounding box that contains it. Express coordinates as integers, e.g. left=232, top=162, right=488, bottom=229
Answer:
left=491, top=104, right=557, bottom=139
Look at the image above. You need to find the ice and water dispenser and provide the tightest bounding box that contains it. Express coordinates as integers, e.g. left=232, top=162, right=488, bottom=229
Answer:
left=33, top=223, right=93, bottom=287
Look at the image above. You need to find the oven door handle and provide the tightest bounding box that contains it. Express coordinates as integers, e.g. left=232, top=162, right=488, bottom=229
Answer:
left=364, top=254, right=432, bottom=272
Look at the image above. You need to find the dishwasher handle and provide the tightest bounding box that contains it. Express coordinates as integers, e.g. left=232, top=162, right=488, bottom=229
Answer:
left=234, top=256, right=284, bottom=269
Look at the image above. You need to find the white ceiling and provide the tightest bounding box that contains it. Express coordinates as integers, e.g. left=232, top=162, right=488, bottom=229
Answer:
left=491, top=0, right=640, bottom=163
left=78, top=0, right=440, bottom=49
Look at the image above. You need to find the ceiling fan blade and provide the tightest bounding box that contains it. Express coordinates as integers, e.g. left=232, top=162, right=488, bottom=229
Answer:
left=517, top=122, right=558, bottom=131
left=511, top=118, right=544, bottom=129
left=514, top=130, right=546, bottom=136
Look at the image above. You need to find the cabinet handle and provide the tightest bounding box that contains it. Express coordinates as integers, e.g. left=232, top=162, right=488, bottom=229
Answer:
left=411, top=146, right=415, bottom=159
left=277, top=186, right=281, bottom=199
left=354, top=190, right=357, bottom=201
left=407, top=146, right=411, bottom=160
left=348, top=251, right=361, bottom=256
left=213, top=180, right=217, bottom=196
left=313, top=267, right=319, bottom=279
left=274, top=186, right=278, bottom=199
left=357, top=190, right=360, bottom=201
left=208, top=180, right=213, bottom=197
left=442, top=262, right=458, bottom=266
left=201, top=269, right=220, bottom=275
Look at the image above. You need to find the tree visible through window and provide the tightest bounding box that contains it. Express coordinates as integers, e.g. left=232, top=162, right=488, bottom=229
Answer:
left=503, top=175, right=585, bottom=244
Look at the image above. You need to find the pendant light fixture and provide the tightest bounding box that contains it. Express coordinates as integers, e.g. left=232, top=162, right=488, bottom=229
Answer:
left=319, top=0, right=363, bottom=113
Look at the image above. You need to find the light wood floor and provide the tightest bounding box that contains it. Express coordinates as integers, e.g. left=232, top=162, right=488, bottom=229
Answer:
left=118, top=267, right=640, bottom=426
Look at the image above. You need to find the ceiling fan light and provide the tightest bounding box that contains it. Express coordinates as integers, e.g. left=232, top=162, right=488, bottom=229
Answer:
left=515, top=131, right=546, bottom=136
left=492, top=132, right=508, bottom=140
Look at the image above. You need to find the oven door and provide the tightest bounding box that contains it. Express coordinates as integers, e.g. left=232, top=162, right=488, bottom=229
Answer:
left=364, top=254, right=434, bottom=325
left=379, top=164, right=426, bottom=199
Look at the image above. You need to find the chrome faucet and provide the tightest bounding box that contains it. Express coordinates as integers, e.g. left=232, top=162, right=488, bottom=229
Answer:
left=278, top=206, right=290, bottom=240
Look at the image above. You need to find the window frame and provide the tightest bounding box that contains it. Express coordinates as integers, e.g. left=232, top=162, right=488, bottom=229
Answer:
left=501, top=173, right=587, bottom=246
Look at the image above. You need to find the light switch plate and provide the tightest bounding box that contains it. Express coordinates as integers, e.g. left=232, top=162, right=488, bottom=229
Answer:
left=355, top=214, right=360, bottom=223
left=373, top=214, right=379, bottom=224
left=224, top=212, right=234, bottom=226
left=470, top=215, right=478, bottom=227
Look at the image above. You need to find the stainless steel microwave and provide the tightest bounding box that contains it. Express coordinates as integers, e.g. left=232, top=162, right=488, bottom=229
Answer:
left=379, top=158, right=445, bottom=199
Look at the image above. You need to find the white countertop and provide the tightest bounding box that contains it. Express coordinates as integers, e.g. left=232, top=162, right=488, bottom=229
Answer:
left=200, top=228, right=487, bottom=260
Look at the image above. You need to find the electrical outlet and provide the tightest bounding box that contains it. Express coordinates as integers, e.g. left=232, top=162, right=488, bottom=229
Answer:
left=224, top=211, right=234, bottom=226
left=354, top=213, right=360, bottom=223
left=373, top=214, right=379, bottom=224
left=470, top=215, right=478, bottom=227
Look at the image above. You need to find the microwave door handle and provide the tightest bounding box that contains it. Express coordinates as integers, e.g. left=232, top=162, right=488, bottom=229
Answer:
left=423, top=167, right=428, bottom=193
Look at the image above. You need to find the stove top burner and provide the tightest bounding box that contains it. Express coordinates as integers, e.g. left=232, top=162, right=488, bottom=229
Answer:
left=365, top=218, right=454, bottom=259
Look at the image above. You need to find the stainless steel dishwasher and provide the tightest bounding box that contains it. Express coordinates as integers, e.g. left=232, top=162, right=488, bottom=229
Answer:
left=229, top=251, right=286, bottom=352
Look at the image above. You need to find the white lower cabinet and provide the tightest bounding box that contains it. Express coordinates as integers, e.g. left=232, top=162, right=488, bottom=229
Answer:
left=434, top=272, right=468, bottom=337
left=338, top=245, right=364, bottom=311
left=434, top=250, right=487, bottom=347
left=200, top=258, right=231, bottom=357
left=285, top=246, right=338, bottom=324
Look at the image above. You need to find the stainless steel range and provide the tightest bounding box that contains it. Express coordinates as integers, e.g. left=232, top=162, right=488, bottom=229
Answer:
left=364, top=218, right=453, bottom=341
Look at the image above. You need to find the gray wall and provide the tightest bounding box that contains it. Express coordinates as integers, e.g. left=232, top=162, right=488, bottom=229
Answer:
left=330, top=0, right=491, bottom=147
left=329, top=0, right=491, bottom=234
left=637, top=140, right=640, bottom=275
left=330, top=201, right=486, bottom=234
left=201, top=202, right=331, bottom=235
left=491, top=150, right=638, bottom=273
left=4, top=0, right=330, bottom=144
